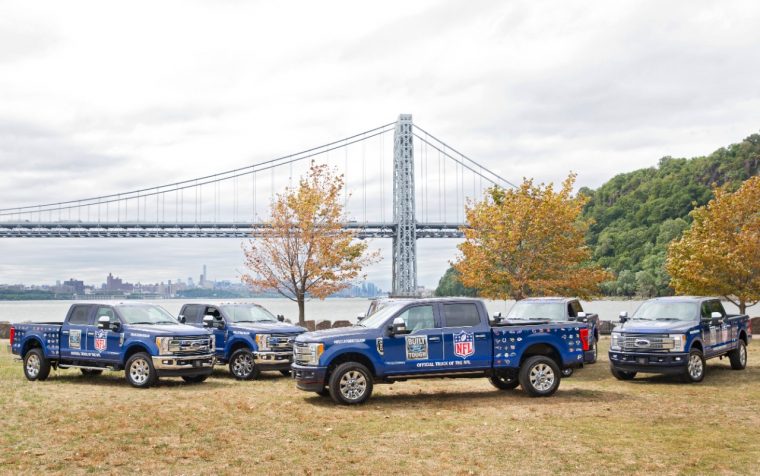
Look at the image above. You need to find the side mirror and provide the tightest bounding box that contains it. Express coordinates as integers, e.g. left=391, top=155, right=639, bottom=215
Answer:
left=277, top=314, right=285, bottom=322
left=202, top=315, right=214, bottom=328
left=110, top=320, right=121, bottom=332
left=97, top=315, right=110, bottom=330
left=178, top=315, right=186, bottom=324
left=491, top=312, right=503, bottom=323
left=357, top=313, right=366, bottom=322
left=390, top=317, right=408, bottom=336
left=619, top=311, right=628, bottom=323
left=710, top=311, right=722, bottom=319
left=576, top=312, right=588, bottom=322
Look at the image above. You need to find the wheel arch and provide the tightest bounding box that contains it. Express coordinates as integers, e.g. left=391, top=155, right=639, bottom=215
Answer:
left=122, top=343, right=152, bottom=365
left=21, top=337, right=44, bottom=357
left=739, top=330, right=748, bottom=345
left=689, top=339, right=703, bottom=353
left=519, top=343, right=562, bottom=368
left=325, top=352, right=377, bottom=382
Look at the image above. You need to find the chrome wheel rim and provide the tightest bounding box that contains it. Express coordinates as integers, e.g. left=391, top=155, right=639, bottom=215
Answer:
left=232, top=353, right=254, bottom=377
left=129, top=358, right=150, bottom=385
left=688, top=354, right=703, bottom=379
left=740, top=344, right=747, bottom=366
left=529, top=363, right=555, bottom=392
left=26, top=354, right=40, bottom=378
left=339, top=370, right=367, bottom=400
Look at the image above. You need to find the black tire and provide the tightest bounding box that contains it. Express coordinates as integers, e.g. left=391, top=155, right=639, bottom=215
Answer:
left=561, top=368, right=574, bottom=378
left=280, top=370, right=291, bottom=377
left=489, top=372, right=519, bottom=390
left=683, top=349, right=705, bottom=383
left=23, top=348, right=51, bottom=381
left=328, top=362, right=373, bottom=405
left=125, top=352, right=158, bottom=388
left=181, top=374, right=209, bottom=384
left=81, top=369, right=103, bottom=377
left=229, top=348, right=260, bottom=380
left=729, top=340, right=747, bottom=370
left=588, top=340, right=598, bottom=364
left=315, top=388, right=331, bottom=397
left=610, top=366, right=636, bottom=380
left=519, top=356, right=561, bottom=397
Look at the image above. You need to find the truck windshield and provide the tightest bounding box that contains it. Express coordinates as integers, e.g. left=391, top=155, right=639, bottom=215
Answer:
left=632, top=301, right=699, bottom=321
left=357, top=303, right=405, bottom=328
left=117, top=305, right=178, bottom=325
left=507, top=302, right=565, bottom=321
left=221, top=304, right=277, bottom=323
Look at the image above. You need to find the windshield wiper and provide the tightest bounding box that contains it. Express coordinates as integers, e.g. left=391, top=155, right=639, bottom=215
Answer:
left=129, top=321, right=154, bottom=325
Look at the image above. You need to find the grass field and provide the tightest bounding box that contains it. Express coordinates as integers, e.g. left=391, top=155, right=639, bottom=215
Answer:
left=1, top=338, right=759, bottom=475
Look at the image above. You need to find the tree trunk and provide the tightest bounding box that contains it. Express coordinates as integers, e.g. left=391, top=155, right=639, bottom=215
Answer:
left=298, top=295, right=306, bottom=326
left=739, top=301, right=746, bottom=315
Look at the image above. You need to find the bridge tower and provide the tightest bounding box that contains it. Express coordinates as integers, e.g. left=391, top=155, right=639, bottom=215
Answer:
left=392, top=114, right=417, bottom=296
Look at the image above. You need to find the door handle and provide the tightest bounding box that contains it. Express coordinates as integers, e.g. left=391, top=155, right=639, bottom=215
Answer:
left=87, top=332, right=94, bottom=336
left=429, top=336, right=441, bottom=342
left=62, top=330, right=69, bottom=334
left=475, top=334, right=487, bottom=340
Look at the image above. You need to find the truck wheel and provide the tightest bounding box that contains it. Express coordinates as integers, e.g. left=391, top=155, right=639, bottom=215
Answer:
left=328, top=362, right=373, bottom=405
left=589, top=341, right=598, bottom=364
left=729, top=340, right=747, bottom=370
left=683, top=349, right=705, bottom=383
left=561, top=368, right=574, bottom=377
left=23, top=348, right=51, bottom=381
left=280, top=370, right=291, bottom=377
left=610, top=366, right=636, bottom=380
left=519, top=356, right=560, bottom=397
left=181, top=375, right=209, bottom=384
left=315, top=388, right=331, bottom=397
left=125, top=352, right=158, bottom=388
left=229, top=348, right=260, bottom=380
left=489, top=372, right=519, bottom=390
left=81, top=369, right=103, bottom=377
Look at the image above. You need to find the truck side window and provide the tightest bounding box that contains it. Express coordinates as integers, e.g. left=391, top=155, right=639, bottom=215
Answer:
left=69, top=305, right=91, bottom=325
left=570, top=301, right=583, bottom=317
left=96, top=307, right=115, bottom=323
left=204, top=307, right=221, bottom=318
left=709, top=301, right=726, bottom=317
left=700, top=302, right=712, bottom=319
left=442, top=303, right=480, bottom=327
left=182, top=305, right=200, bottom=324
left=396, top=306, right=436, bottom=332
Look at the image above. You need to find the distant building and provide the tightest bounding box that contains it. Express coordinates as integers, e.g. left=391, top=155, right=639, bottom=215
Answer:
left=63, top=278, right=85, bottom=295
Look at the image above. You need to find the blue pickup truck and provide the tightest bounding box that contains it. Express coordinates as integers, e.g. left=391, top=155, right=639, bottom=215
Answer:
left=178, top=302, right=305, bottom=380
left=609, top=296, right=751, bottom=382
left=9, top=302, right=215, bottom=387
left=292, top=297, right=595, bottom=404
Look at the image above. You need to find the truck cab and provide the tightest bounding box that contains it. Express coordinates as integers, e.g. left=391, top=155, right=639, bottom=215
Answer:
left=178, top=302, right=306, bottom=380
left=609, top=296, right=751, bottom=382
left=10, top=302, right=215, bottom=388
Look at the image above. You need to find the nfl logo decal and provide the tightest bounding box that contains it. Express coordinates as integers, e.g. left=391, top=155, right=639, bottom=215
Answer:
left=94, top=330, right=108, bottom=352
left=453, top=330, right=475, bottom=358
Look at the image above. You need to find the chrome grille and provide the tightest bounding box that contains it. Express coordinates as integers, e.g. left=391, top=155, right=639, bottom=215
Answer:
left=170, top=336, right=212, bottom=355
left=267, top=333, right=298, bottom=351
left=619, top=333, right=673, bottom=352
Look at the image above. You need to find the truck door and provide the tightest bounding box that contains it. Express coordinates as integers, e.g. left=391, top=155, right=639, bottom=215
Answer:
left=700, top=301, right=721, bottom=357
left=709, top=300, right=733, bottom=351
left=87, top=306, right=123, bottom=363
left=203, top=306, right=226, bottom=356
left=61, top=304, right=94, bottom=360
left=439, top=302, right=492, bottom=371
left=382, top=304, right=444, bottom=375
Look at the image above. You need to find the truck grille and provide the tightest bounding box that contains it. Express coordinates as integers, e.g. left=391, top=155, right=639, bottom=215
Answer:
left=294, top=342, right=312, bottom=365
left=169, top=336, right=213, bottom=355
left=619, top=333, right=673, bottom=352
left=267, top=333, right=298, bottom=351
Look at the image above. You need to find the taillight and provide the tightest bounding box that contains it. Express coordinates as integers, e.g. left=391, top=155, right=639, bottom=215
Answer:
left=9, top=327, right=15, bottom=346
left=579, top=328, right=590, bottom=351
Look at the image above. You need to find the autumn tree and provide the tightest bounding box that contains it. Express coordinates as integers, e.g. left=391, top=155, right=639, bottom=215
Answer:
left=454, top=174, right=610, bottom=300
left=666, top=176, right=760, bottom=314
left=242, top=163, right=380, bottom=325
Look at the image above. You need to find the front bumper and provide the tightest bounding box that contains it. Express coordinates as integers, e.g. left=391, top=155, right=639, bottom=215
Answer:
left=152, top=354, right=215, bottom=376
left=608, top=351, right=689, bottom=375
left=254, top=351, right=293, bottom=371
left=291, top=363, right=328, bottom=391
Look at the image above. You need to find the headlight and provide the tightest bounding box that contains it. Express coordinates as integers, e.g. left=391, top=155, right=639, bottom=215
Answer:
left=610, top=332, right=622, bottom=351
left=255, top=334, right=271, bottom=351
left=305, top=343, right=324, bottom=366
left=156, top=337, right=174, bottom=354
left=669, top=334, right=686, bottom=352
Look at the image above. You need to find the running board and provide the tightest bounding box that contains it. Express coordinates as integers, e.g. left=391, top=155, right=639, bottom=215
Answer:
left=58, top=364, right=113, bottom=371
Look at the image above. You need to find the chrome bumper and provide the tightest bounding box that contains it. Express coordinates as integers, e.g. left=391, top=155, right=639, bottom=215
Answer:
left=152, top=353, right=215, bottom=370
left=254, top=351, right=293, bottom=365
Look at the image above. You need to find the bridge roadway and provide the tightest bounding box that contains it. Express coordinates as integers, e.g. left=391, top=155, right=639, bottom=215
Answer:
left=0, top=221, right=465, bottom=239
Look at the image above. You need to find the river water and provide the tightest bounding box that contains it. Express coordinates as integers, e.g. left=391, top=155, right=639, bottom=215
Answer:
left=0, top=297, right=756, bottom=324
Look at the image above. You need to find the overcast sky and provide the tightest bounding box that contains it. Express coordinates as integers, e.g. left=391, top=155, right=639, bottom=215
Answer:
left=1, top=0, right=759, bottom=290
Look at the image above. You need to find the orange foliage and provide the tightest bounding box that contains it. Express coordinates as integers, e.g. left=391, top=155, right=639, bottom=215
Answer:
left=454, top=173, right=610, bottom=300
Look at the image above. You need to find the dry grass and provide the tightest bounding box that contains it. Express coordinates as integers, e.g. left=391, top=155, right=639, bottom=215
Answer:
left=1, top=338, right=759, bottom=475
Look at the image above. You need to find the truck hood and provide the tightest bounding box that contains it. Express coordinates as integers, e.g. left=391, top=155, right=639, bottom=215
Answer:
left=228, top=322, right=306, bottom=334
left=296, top=326, right=369, bottom=343
left=614, top=320, right=697, bottom=334
left=125, top=324, right=211, bottom=336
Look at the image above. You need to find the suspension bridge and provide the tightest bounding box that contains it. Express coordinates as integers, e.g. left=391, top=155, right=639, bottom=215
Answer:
left=0, top=114, right=515, bottom=296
